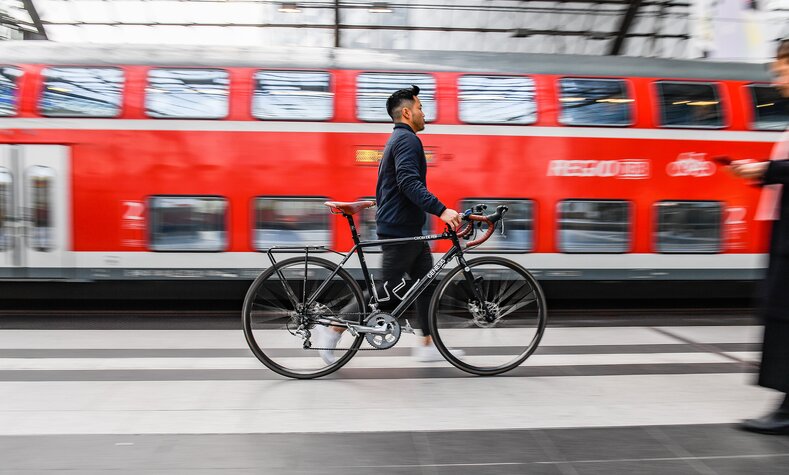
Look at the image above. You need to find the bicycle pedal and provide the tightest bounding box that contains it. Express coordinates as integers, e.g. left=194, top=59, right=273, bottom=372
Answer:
left=402, top=319, right=415, bottom=334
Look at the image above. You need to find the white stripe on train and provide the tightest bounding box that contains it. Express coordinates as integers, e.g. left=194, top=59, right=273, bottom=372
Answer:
left=55, top=251, right=766, bottom=270
left=0, top=118, right=782, bottom=143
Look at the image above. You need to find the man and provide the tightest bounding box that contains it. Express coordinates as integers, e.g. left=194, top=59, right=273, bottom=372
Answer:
left=729, top=38, right=789, bottom=434
left=314, top=85, right=463, bottom=363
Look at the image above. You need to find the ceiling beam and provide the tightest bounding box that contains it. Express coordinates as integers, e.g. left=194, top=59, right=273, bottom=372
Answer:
left=21, top=0, right=48, bottom=39
left=609, top=0, right=643, bottom=55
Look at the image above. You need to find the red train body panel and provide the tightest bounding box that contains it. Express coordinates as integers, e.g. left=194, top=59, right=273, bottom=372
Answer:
left=0, top=43, right=783, bottom=289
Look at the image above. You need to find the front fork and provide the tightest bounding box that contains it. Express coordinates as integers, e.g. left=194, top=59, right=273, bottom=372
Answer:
left=450, top=234, right=495, bottom=323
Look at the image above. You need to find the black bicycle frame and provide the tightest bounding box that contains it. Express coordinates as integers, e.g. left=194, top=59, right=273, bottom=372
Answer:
left=265, top=214, right=484, bottom=324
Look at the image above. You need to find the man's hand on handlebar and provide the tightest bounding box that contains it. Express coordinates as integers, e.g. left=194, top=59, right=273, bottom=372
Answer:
left=440, top=208, right=462, bottom=231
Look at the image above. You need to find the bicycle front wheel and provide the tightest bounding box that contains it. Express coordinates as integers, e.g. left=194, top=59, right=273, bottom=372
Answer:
left=242, top=256, right=365, bottom=379
left=429, top=256, right=547, bottom=375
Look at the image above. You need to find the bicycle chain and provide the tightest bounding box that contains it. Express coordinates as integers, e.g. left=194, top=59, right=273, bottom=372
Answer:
left=298, top=312, right=405, bottom=352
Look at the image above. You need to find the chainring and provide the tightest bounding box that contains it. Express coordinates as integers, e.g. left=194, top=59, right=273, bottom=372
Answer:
left=364, top=311, right=401, bottom=349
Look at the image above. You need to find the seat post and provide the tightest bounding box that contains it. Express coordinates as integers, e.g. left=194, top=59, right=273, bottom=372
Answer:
left=345, top=214, right=361, bottom=245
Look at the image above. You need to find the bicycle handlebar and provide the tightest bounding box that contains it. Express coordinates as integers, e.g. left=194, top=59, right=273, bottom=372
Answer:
left=454, top=205, right=509, bottom=248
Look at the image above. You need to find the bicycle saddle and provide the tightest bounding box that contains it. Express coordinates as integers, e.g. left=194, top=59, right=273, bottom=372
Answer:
left=324, top=200, right=375, bottom=215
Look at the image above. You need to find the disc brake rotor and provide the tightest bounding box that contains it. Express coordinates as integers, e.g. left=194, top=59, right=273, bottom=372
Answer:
left=469, top=301, right=502, bottom=328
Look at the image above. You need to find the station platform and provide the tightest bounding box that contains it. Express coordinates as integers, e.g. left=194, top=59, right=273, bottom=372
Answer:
left=0, top=313, right=787, bottom=474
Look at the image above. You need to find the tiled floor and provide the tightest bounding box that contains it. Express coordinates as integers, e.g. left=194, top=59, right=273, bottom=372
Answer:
left=1, top=316, right=787, bottom=473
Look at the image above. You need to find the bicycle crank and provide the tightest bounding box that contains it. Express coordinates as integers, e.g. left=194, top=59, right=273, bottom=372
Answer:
left=364, top=311, right=401, bottom=349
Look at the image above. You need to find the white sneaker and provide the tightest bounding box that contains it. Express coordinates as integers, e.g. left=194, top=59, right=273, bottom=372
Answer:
left=412, top=344, right=466, bottom=362
left=312, top=325, right=343, bottom=365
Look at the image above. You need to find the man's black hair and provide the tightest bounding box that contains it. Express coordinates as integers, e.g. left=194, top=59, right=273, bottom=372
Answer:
left=386, top=85, right=420, bottom=120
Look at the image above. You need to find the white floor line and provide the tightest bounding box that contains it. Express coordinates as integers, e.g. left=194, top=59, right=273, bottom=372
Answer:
left=0, top=373, right=776, bottom=435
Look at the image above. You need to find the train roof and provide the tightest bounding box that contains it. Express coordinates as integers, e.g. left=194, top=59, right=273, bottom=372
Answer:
left=0, top=41, right=771, bottom=82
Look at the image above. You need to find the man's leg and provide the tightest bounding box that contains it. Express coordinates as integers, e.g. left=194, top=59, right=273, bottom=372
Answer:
left=407, top=241, right=434, bottom=343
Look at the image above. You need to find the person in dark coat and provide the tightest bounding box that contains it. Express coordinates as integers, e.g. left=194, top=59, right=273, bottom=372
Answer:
left=730, top=38, right=789, bottom=435
left=313, top=85, right=463, bottom=363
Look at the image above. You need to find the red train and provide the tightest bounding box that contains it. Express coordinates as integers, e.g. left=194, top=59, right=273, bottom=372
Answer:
left=0, top=42, right=786, bottom=299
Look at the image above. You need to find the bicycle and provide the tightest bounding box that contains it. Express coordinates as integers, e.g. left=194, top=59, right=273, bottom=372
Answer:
left=242, top=201, right=547, bottom=379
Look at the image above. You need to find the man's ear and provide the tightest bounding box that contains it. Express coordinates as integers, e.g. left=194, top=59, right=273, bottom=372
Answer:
left=401, top=107, right=410, bottom=121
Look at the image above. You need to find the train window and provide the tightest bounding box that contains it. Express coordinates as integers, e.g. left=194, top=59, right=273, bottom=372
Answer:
left=252, top=71, right=332, bottom=121
left=559, top=78, right=633, bottom=126
left=253, top=198, right=330, bottom=250
left=358, top=198, right=432, bottom=252
left=460, top=199, right=534, bottom=252
left=749, top=84, right=789, bottom=131
left=39, top=67, right=123, bottom=118
left=655, top=201, right=722, bottom=253
left=146, top=69, right=229, bottom=119
left=148, top=196, right=228, bottom=252
left=27, top=166, right=55, bottom=252
left=0, top=168, right=11, bottom=251
left=357, top=73, right=436, bottom=122
left=458, top=76, right=536, bottom=124
left=0, top=67, right=22, bottom=116
left=558, top=200, right=631, bottom=253
left=656, top=81, right=724, bottom=128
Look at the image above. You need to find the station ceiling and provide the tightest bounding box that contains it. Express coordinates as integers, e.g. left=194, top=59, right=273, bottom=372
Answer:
left=0, top=0, right=707, bottom=58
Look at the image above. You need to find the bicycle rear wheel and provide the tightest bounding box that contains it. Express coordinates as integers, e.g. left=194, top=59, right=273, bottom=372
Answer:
left=429, top=256, right=547, bottom=375
left=242, top=256, right=365, bottom=379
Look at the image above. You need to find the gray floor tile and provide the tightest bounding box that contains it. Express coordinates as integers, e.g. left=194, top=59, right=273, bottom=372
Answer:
left=570, top=460, right=703, bottom=475
left=542, top=426, right=676, bottom=462
left=653, top=424, right=789, bottom=458
left=423, top=429, right=549, bottom=464
left=701, top=455, right=789, bottom=475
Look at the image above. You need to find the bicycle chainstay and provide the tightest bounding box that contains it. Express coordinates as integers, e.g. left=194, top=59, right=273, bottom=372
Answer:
left=297, top=312, right=413, bottom=351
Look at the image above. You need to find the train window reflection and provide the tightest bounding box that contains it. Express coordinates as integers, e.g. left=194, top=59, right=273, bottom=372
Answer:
left=40, top=67, right=123, bottom=118
left=559, top=78, right=633, bottom=126
left=458, top=76, right=536, bottom=124
left=460, top=199, right=534, bottom=252
left=358, top=198, right=431, bottom=252
left=750, top=84, right=789, bottom=131
left=27, top=166, right=54, bottom=252
left=558, top=200, right=631, bottom=253
left=253, top=198, right=330, bottom=250
left=0, top=67, right=22, bottom=116
left=146, top=69, right=229, bottom=119
left=149, top=196, right=228, bottom=251
left=253, top=71, right=332, bottom=121
left=357, top=73, right=436, bottom=122
left=655, top=201, right=722, bottom=253
left=0, top=168, right=12, bottom=251
left=657, top=81, right=724, bottom=128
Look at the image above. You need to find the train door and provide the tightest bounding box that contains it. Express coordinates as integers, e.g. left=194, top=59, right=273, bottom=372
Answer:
left=0, top=145, right=72, bottom=278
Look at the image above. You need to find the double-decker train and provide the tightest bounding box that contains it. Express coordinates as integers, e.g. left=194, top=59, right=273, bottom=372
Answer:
left=0, top=41, right=786, bottom=300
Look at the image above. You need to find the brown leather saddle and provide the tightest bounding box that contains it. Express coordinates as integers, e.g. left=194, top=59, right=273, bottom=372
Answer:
left=324, top=200, right=375, bottom=215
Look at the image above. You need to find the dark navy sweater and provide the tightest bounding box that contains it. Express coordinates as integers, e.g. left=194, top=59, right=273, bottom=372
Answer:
left=375, top=123, right=446, bottom=237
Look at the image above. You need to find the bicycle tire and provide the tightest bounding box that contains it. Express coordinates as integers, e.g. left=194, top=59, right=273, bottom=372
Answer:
left=242, top=256, right=365, bottom=379
left=429, top=256, right=547, bottom=376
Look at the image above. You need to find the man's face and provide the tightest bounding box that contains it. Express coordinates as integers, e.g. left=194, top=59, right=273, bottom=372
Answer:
left=771, top=58, right=789, bottom=98
left=405, top=96, right=425, bottom=132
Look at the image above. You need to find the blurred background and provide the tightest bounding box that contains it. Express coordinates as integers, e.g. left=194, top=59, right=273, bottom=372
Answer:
left=1, top=2, right=789, bottom=474
left=0, top=0, right=787, bottom=59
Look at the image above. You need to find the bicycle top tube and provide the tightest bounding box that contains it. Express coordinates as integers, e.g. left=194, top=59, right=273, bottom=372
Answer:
left=322, top=200, right=509, bottom=251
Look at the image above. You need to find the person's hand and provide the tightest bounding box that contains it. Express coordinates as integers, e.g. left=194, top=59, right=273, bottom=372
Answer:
left=730, top=159, right=768, bottom=180
left=440, top=208, right=462, bottom=231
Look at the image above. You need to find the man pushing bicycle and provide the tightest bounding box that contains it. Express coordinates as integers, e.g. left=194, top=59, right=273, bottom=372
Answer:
left=313, top=85, right=464, bottom=362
